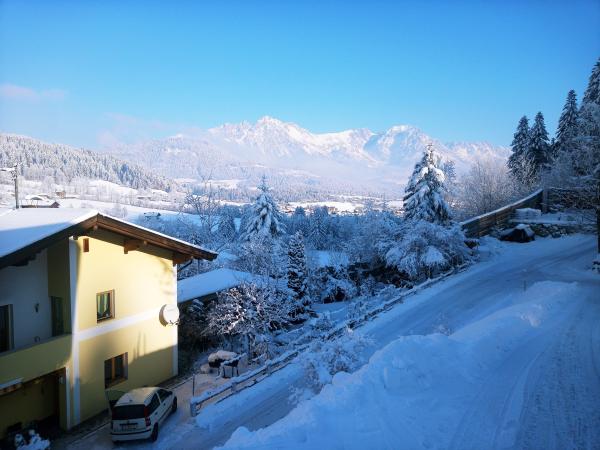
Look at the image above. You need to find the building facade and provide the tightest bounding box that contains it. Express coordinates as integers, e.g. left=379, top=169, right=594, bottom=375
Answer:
left=0, top=209, right=215, bottom=438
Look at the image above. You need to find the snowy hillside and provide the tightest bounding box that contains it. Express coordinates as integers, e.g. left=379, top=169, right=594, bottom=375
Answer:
left=0, top=133, right=173, bottom=191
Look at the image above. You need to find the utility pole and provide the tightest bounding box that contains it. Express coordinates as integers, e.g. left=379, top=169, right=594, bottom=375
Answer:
left=1, top=164, right=19, bottom=208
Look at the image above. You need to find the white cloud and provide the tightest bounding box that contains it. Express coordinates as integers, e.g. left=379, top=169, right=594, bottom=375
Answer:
left=0, top=83, right=67, bottom=101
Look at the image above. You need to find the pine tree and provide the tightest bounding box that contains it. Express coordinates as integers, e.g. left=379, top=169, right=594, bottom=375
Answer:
left=507, top=116, right=530, bottom=180
left=582, top=58, right=600, bottom=106
left=309, top=206, right=330, bottom=250
left=240, top=176, right=285, bottom=241
left=527, top=112, right=551, bottom=176
left=442, top=159, right=458, bottom=206
left=289, top=206, right=309, bottom=237
left=287, top=231, right=310, bottom=317
left=578, top=58, right=600, bottom=165
left=403, top=144, right=451, bottom=225
left=555, top=90, right=579, bottom=157
left=218, top=210, right=237, bottom=243
left=577, top=58, right=600, bottom=252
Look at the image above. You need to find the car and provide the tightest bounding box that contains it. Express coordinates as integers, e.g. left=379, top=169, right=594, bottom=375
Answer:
left=109, top=387, right=177, bottom=443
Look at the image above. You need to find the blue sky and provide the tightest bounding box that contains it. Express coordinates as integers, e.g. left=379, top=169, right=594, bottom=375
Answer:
left=0, top=1, right=599, bottom=148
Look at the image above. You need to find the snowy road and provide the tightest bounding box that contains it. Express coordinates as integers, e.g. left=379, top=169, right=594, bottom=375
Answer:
left=68, top=235, right=599, bottom=449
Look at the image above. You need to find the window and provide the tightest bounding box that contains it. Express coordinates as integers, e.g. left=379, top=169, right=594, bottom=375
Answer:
left=148, top=394, right=160, bottom=414
left=0, top=305, right=13, bottom=353
left=96, top=291, right=114, bottom=322
left=158, top=389, right=171, bottom=402
left=83, top=238, right=89, bottom=253
left=104, top=353, right=127, bottom=388
left=50, top=297, right=65, bottom=336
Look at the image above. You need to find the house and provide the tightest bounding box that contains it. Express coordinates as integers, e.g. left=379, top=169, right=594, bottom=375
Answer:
left=22, top=195, right=60, bottom=209
left=0, top=208, right=216, bottom=439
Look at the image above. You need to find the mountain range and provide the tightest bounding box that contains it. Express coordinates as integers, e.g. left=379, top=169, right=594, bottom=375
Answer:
left=1, top=117, right=510, bottom=200
left=103, top=116, right=510, bottom=194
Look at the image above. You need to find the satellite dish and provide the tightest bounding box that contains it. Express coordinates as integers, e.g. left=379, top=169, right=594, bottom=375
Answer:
left=160, top=304, right=180, bottom=325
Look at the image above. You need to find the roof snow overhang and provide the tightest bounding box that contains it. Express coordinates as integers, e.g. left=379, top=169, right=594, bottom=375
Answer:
left=0, top=210, right=217, bottom=269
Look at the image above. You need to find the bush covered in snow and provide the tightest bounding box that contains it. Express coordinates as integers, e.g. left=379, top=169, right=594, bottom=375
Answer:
left=205, top=281, right=294, bottom=358
left=384, top=221, right=471, bottom=280
left=300, top=328, right=373, bottom=390
left=310, top=265, right=358, bottom=303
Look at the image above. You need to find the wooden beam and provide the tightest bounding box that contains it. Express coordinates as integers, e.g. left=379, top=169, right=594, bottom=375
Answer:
left=172, top=252, right=192, bottom=266
left=123, top=239, right=146, bottom=254
left=97, top=215, right=217, bottom=261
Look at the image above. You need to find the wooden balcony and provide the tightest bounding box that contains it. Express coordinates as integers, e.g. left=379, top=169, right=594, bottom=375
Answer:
left=0, top=334, right=72, bottom=388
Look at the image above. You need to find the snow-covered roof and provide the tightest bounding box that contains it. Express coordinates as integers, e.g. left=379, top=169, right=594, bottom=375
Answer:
left=0, top=207, right=217, bottom=268
left=0, top=208, right=97, bottom=260
left=177, top=268, right=259, bottom=303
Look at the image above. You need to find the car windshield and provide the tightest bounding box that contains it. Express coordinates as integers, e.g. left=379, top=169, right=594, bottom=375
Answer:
left=112, top=405, right=145, bottom=420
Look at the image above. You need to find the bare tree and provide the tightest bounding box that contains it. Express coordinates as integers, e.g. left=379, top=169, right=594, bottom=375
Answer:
left=456, top=157, right=520, bottom=219
left=183, top=171, right=224, bottom=247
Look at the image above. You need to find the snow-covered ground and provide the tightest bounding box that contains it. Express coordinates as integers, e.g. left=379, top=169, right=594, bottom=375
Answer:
left=62, top=234, right=599, bottom=450
left=223, top=278, right=599, bottom=449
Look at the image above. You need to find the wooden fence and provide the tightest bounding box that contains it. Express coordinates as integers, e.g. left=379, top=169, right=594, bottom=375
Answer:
left=460, top=189, right=544, bottom=238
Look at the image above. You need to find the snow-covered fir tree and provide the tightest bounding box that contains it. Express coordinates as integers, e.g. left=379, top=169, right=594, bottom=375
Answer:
left=577, top=58, right=600, bottom=252
left=577, top=58, right=600, bottom=172
left=555, top=90, right=579, bottom=158
left=442, top=159, right=458, bottom=207
left=309, top=206, right=331, bottom=250
left=527, top=112, right=551, bottom=177
left=507, top=116, right=530, bottom=181
left=582, top=58, right=600, bottom=107
left=217, top=206, right=238, bottom=243
left=240, top=176, right=285, bottom=241
left=288, top=206, right=310, bottom=237
left=287, top=231, right=311, bottom=317
left=543, top=58, right=600, bottom=253
left=403, top=144, right=451, bottom=225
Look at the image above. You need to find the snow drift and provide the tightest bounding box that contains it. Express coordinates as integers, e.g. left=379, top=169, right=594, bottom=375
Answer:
left=220, top=281, right=584, bottom=450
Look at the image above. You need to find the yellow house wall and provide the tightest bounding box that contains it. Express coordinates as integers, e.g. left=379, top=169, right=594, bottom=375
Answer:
left=72, top=230, right=177, bottom=423
left=74, top=230, right=175, bottom=331
left=0, top=335, right=72, bottom=437
left=77, top=318, right=176, bottom=422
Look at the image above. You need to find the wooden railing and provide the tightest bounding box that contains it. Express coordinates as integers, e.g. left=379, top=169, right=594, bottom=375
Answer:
left=460, top=189, right=544, bottom=238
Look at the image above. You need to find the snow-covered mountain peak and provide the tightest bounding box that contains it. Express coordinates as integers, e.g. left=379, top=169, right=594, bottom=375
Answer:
left=101, top=115, right=509, bottom=194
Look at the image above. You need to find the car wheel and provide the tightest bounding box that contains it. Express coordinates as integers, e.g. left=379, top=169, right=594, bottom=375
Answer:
left=172, top=397, right=178, bottom=414
left=151, top=424, right=159, bottom=442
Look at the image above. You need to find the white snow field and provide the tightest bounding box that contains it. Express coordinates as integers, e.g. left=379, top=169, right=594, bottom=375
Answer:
left=64, top=234, right=599, bottom=450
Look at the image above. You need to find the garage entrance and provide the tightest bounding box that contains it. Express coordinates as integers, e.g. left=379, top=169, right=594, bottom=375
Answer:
left=0, top=368, right=64, bottom=443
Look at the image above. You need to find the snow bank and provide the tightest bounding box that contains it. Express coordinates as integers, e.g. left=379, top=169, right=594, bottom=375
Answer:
left=219, top=281, right=581, bottom=450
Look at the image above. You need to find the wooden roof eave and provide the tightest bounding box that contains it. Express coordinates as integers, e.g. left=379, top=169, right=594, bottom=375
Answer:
left=0, top=214, right=217, bottom=270
left=95, top=215, right=216, bottom=261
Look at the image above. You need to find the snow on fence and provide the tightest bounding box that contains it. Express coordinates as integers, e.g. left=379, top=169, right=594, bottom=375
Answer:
left=189, top=262, right=469, bottom=417
left=460, top=189, right=544, bottom=238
